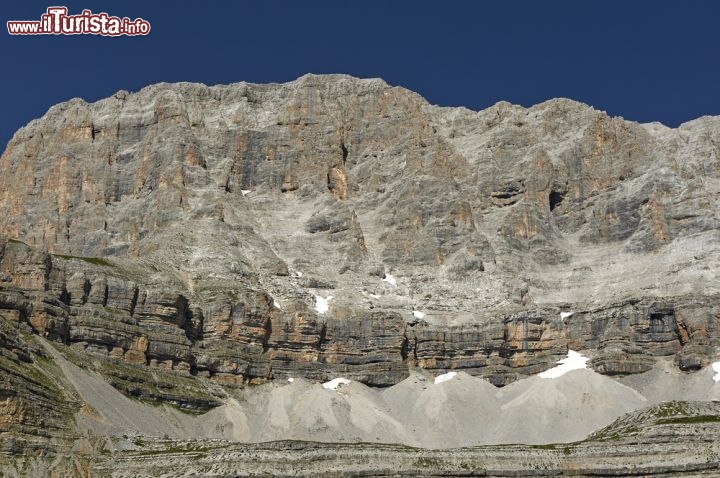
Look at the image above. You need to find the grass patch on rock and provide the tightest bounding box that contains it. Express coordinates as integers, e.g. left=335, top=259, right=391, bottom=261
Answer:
left=54, top=254, right=114, bottom=267
left=656, top=415, right=720, bottom=425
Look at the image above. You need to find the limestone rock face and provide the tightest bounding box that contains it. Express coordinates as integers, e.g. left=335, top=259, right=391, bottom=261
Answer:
left=0, top=312, right=78, bottom=455
left=0, top=74, right=719, bottom=392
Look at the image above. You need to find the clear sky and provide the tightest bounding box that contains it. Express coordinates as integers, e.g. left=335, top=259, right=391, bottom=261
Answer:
left=2, top=1, right=719, bottom=148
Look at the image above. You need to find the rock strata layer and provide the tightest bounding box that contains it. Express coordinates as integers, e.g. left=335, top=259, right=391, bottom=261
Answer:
left=6, top=401, right=720, bottom=477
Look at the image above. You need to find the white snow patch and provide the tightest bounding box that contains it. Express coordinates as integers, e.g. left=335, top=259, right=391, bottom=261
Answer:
left=434, top=371, right=457, bottom=384
left=314, top=295, right=333, bottom=314
left=382, top=274, right=397, bottom=286
left=369, top=293, right=380, bottom=299
left=287, top=378, right=295, bottom=383
left=538, top=350, right=589, bottom=379
left=560, top=312, right=573, bottom=320
left=290, top=269, right=304, bottom=278
left=413, top=310, right=426, bottom=319
left=323, top=377, right=351, bottom=390
left=712, top=362, right=720, bottom=382
left=273, top=299, right=281, bottom=309
left=241, top=189, right=252, bottom=197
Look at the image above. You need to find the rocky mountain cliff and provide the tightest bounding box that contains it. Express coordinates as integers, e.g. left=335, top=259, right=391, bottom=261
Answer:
left=1, top=74, right=720, bottom=473
left=1, top=74, right=718, bottom=388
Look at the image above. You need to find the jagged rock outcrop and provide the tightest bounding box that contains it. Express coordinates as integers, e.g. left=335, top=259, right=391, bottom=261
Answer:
left=0, top=73, right=718, bottom=395
left=6, top=401, right=720, bottom=477
left=0, top=312, right=78, bottom=456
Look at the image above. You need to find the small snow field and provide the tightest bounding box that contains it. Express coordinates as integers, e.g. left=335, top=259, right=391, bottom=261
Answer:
left=413, top=310, right=425, bottom=319
left=712, top=362, right=720, bottom=382
left=382, top=274, right=397, bottom=286
left=323, top=378, right=351, bottom=390
left=315, top=295, right=333, bottom=314
left=538, top=350, right=589, bottom=379
left=434, top=371, right=457, bottom=384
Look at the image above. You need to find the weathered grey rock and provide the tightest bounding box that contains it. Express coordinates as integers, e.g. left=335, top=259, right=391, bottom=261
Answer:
left=0, top=313, right=79, bottom=456
left=10, top=401, right=717, bottom=477
left=0, top=74, right=719, bottom=399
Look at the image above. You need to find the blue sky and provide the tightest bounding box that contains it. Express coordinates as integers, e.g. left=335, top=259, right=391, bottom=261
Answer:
left=2, top=1, right=719, bottom=147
